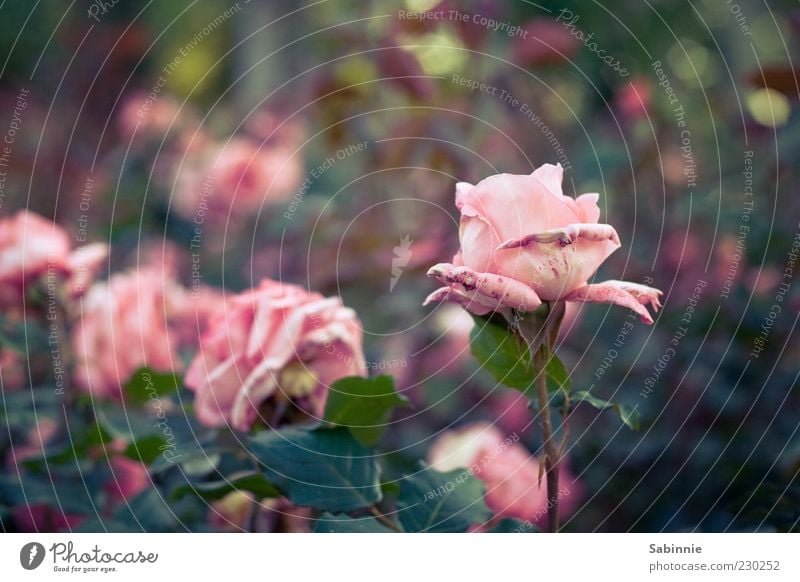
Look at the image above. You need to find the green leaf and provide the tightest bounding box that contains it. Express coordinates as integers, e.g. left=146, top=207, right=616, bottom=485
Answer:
left=545, top=352, right=571, bottom=394
left=123, top=367, right=179, bottom=405
left=397, top=463, right=492, bottom=532
left=323, top=375, right=410, bottom=445
left=249, top=427, right=382, bottom=512
left=112, top=488, right=178, bottom=532
left=470, top=315, right=532, bottom=391
left=572, top=390, right=641, bottom=430
left=172, top=471, right=281, bottom=502
left=313, top=512, right=396, bottom=533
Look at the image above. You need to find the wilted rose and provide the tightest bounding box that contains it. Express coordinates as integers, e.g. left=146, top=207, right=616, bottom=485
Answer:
left=72, top=268, right=184, bottom=398
left=0, top=211, right=107, bottom=308
left=185, top=279, right=366, bottom=431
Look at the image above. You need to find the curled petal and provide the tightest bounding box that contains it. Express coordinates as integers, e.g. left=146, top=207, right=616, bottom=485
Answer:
left=423, top=286, right=493, bottom=316
left=599, top=280, right=663, bottom=312
left=427, top=263, right=542, bottom=313
left=565, top=280, right=662, bottom=324
left=497, top=223, right=620, bottom=250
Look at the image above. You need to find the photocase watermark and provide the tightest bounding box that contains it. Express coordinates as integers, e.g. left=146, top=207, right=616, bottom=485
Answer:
left=0, top=87, right=29, bottom=210
left=284, top=140, right=369, bottom=221
left=20, top=542, right=45, bottom=570
left=390, top=234, right=413, bottom=292
left=190, top=174, right=215, bottom=298
left=555, top=8, right=629, bottom=78
left=451, top=73, right=571, bottom=169
left=726, top=0, right=752, bottom=37
left=749, top=226, right=799, bottom=359
left=652, top=60, right=697, bottom=190
left=397, top=9, right=527, bottom=39
left=423, top=432, right=520, bottom=501
left=640, top=279, right=706, bottom=399
left=87, top=0, right=121, bottom=22
left=720, top=150, right=754, bottom=300
left=47, top=541, right=158, bottom=574
left=513, top=486, right=572, bottom=532
left=45, top=261, right=67, bottom=396
left=139, top=371, right=182, bottom=464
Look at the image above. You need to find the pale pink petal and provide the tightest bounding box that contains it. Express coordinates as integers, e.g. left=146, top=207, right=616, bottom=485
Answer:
left=423, top=286, right=493, bottom=316
left=530, top=163, right=564, bottom=196
left=574, top=193, right=600, bottom=223
left=497, top=223, right=620, bottom=249
left=427, top=263, right=542, bottom=312
left=565, top=280, right=662, bottom=324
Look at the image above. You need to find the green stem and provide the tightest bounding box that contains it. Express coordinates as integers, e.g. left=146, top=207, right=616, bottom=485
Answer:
left=534, top=346, right=561, bottom=533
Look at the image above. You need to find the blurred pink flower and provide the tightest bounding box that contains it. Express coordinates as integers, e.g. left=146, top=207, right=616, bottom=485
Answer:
left=185, top=279, right=366, bottom=431
left=174, top=137, right=303, bottom=221
left=105, top=456, right=150, bottom=504
left=424, top=164, right=662, bottom=323
left=0, top=348, right=25, bottom=391
left=429, top=422, right=582, bottom=526
left=616, top=78, right=652, bottom=120
left=117, top=91, right=181, bottom=140
left=0, top=211, right=107, bottom=307
left=72, top=267, right=184, bottom=398
left=513, top=19, right=580, bottom=66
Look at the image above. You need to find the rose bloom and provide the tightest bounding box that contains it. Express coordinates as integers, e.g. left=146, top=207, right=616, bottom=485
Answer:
left=72, top=268, right=184, bottom=398
left=0, top=210, right=107, bottom=308
left=185, top=279, right=366, bottom=431
left=429, top=422, right=582, bottom=526
left=425, top=164, right=662, bottom=323
left=174, top=136, right=303, bottom=221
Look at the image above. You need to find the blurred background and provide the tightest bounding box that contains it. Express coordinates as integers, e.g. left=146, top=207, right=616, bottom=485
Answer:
left=1, top=0, right=799, bottom=532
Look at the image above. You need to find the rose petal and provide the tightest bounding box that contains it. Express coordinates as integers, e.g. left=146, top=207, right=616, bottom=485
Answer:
left=565, top=280, right=661, bottom=324
left=427, top=263, right=542, bottom=313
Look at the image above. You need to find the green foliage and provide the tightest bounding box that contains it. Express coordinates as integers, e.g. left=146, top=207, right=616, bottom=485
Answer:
left=469, top=315, right=533, bottom=391
left=172, top=471, right=281, bottom=502
left=571, top=391, right=641, bottom=430
left=397, top=464, right=492, bottom=532
left=313, top=512, right=395, bottom=533
left=123, top=368, right=179, bottom=404
left=249, top=427, right=382, bottom=512
left=323, top=375, right=410, bottom=445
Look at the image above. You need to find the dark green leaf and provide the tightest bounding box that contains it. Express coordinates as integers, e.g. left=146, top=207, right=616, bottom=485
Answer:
left=172, top=471, right=281, bottom=502
left=313, top=512, right=396, bottom=533
left=249, top=427, right=382, bottom=512
left=123, top=367, right=179, bottom=404
left=470, top=315, right=532, bottom=391
left=397, top=463, right=491, bottom=532
left=572, top=390, right=641, bottom=430
left=112, top=489, right=178, bottom=532
left=323, top=375, right=409, bottom=445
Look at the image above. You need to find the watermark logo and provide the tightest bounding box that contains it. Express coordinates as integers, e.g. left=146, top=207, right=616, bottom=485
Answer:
left=390, top=235, right=414, bottom=292
left=20, top=542, right=46, bottom=570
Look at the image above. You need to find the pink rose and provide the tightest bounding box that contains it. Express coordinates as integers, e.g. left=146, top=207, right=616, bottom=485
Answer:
left=428, top=423, right=582, bottom=526
left=105, top=456, right=150, bottom=504
left=424, top=164, right=662, bottom=323
left=0, top=211, right=107, bottom=307
left=175, top=137, right=303, bottom=220
left=185, top=279, right=366, bottom=431
left=72, top=268, right=183, bottom=397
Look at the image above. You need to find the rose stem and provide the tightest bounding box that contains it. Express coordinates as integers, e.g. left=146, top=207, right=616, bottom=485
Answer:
left=534, top=345, right=561, bottom=533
